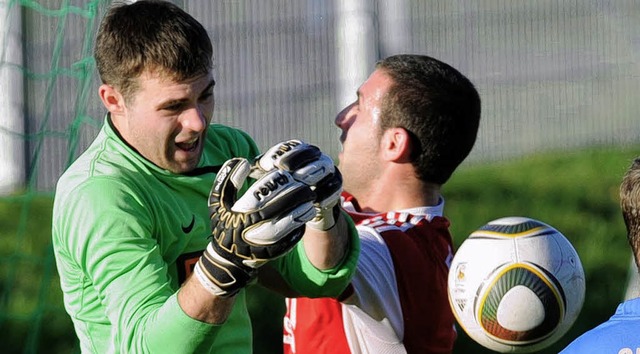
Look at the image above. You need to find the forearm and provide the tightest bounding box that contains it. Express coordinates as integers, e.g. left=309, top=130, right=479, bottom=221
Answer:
left=267, top=214, right=359, bottom=298
left=177, top=276, right=236, bottom=324
left=302, top=212, right=350, bottom=270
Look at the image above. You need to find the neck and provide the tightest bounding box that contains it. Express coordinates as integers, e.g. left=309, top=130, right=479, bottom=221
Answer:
left=351, top=176, right=441, bottom=213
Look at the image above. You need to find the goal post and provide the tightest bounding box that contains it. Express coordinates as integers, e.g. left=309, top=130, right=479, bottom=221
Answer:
left=0, top=1, right=25, bottom=195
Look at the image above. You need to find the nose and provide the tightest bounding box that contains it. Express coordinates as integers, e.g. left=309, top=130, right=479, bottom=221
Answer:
left=335, top=102, right=355, bottom=128
left=182, top=106, right=206, bottom=132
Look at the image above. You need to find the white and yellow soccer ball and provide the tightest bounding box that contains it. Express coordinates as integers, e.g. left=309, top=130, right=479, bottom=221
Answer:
left=447, top=216, right=586, bottom=353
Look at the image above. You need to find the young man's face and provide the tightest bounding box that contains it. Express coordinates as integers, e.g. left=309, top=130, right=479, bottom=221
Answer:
left=108, top=71, right=215, bottom=174
left=334, top=68, right=393, bottom=195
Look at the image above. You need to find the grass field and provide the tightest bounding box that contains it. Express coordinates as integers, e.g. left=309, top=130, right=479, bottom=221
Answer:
left=0, top=145, right=637, bottom=353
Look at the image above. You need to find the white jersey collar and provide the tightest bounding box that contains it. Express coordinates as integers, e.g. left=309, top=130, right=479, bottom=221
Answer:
left=342, top=195, right=445, bottom=222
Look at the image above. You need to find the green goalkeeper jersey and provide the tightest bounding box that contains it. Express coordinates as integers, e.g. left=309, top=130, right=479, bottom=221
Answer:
left=52, top=117, right=358, bottom=354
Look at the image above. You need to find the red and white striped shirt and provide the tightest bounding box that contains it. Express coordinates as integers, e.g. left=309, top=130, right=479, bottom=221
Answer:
left=284, top=192, right=456, bottom=354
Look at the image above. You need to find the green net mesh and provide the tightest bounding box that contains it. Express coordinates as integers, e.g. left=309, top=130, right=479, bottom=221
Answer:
left=1, top=1, right=108, bottom=353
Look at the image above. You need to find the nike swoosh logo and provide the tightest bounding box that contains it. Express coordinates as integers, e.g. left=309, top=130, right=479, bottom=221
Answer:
left=182, top=215, right=196, bottom=234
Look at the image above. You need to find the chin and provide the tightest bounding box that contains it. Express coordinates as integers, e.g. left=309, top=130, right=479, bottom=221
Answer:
left=162, top=157, right=195, bottom=174
left=181, top=158, right=201, bottom=173
left=172, top=149, right=203, bottom=172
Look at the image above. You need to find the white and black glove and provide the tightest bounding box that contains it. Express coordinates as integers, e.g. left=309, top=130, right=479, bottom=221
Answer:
left=307, top=167, right=342, bottom=231
left=252, top=139, right=343, bottom=231
left=194, top=157, right=316, bottom=297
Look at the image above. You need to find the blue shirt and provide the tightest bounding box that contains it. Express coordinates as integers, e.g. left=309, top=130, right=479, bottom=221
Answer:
left=560, top=297, right=640, bottom=354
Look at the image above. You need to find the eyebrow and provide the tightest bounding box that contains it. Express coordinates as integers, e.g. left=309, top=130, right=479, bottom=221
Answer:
left=158, top=79, right=216, bottom=109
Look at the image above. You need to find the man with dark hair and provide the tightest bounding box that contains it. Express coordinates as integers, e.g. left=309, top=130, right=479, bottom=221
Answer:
left=52, top=1, right=358, bottom=353
left=281, top=54, right=481, bottom=354
left=560, top=158, right=640, bottom=353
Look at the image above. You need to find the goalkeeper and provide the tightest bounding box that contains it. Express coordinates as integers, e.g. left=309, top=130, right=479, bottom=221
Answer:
left=51, top=1, right=358, bottom=353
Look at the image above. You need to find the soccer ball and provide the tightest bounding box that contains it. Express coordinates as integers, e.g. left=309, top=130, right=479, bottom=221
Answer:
left=447, top=216, right=585, bottom=353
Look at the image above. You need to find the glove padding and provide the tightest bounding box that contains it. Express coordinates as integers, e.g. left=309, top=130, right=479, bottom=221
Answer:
left=252, top=139, right=343, bottom=230
left=197, top=157, right=316, bottom=297
left=306, top=167, right=343, bottom=230
left=251, top=139, right=336, bottom=186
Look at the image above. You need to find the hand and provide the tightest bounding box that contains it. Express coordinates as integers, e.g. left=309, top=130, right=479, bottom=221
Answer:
left=251, top=139, right=335, bottom=186
left=195, top=157, right=316, bottom=297
left=306, top=167, right=342, bottom=231
left=252, top=139, right=343, bottom=230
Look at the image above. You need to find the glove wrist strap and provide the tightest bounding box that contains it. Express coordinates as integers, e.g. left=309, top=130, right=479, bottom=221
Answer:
left=193, top=261, right=235, bottom=297
left=307, top=204, right=341, bottom=231
left=195, top=243, right=255, bottom=297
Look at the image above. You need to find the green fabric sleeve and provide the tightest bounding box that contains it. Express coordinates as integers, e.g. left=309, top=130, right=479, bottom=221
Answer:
left=146, top=293, right=219, bottom=353
left=273, top=210, right=360, bottom=297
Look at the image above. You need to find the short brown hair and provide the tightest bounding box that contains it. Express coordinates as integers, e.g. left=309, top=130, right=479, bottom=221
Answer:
left=376, top=54, right=481, bottom=185
left=621, top=157, right=640, bottom=270
left=94, top=0, right=213, bottom=100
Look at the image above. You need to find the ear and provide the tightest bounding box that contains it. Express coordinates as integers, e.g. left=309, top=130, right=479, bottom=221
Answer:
left=380, top=127, right=412, bottom=163
left=98, top=84, right=126, bottom=115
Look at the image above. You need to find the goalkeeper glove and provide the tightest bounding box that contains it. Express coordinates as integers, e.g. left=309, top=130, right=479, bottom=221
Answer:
left=194, top=157, right=316, bottom=297
left=252, top=139, right=343, bottom=231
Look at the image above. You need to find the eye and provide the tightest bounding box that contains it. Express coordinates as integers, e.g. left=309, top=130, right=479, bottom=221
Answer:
left=199, top=91, right=213, bottom=102
left=162, top=102, right=185, bottom=112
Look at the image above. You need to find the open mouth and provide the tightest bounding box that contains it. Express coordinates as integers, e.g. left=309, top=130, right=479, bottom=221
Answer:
left=176, top=137, right=199, bottom=152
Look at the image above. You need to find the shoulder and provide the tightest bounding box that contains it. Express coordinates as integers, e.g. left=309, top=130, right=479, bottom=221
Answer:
left=55, top=152, right=152, bottom=213
left=54, top=150, right=156, bottom=230
left=54, top=176, right=151, bottom=229
left=355, top=226, right=392, bottom=258
left=208, top=123, right=252, bottom=140
left=206, top=124, right=260, bottom=158
left=57, top=123, right=152, bottom=193
left=202, top=124, right=261, bottom=166
left=559, top=313, right=639, bottom=354
left=52, top=176, right=154, bottom=260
